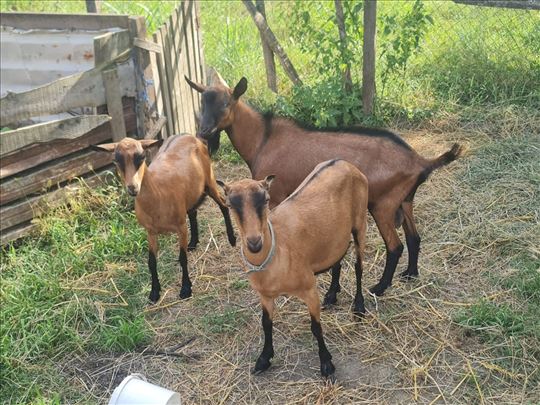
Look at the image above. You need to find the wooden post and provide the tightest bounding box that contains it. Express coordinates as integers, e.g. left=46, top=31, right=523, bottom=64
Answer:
left=242, top=0, right=302, bottom=86
left=256, top=0, right=277, bottom=93
left=129, top=16, right=158, bottom=138
left=362, top=0, right=377, bottom=115
left=334, top=0, right=352, bottom=93
left=85, top=0, right=100, bottom=13
left=102, top=68, right=127, bottom=141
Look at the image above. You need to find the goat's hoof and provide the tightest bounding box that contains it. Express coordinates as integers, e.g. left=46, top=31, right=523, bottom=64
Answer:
left=252, top=357, right=272, bottom=375
left=322, top=294, right=337, bottom=309
left=179, top=286, right=192, bottom=299
left=400, top=270, right=419, bottom=281
left=187, top=241, right=199, bottom=251
left=369, top=283, right=388, bottom=296
left=320, top=360, right=336, bottom=379
left=353, top=305, right=366, bottom=319
left=148, top=290, right=160, bottom=304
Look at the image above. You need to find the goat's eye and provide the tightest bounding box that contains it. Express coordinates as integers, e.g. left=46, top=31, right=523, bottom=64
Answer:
left=133, top=153, right=145, bottom=168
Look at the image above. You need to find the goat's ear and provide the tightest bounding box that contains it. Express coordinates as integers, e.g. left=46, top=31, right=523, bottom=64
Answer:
left=91, top=142, right=117, bottom=153
left=139, top=139, right=163, bottom=150
left=232, top=77, right=248, bottom=100
left=216, top=180, right=229, bottom=195
left=262, top=175, right=275, bottom=191
left=185, top=75, right=206, bottom=93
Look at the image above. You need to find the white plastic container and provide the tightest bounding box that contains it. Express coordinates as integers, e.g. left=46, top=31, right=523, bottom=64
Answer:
left=108, top=374, right=181, bottom=405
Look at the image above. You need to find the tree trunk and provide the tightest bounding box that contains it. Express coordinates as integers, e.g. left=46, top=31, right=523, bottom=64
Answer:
left=256, top=0, right=278, bottom=93
left=242, top=0, right=302, bottom=86
left=362, top=0, right=377, bottom=115
left=334, top=0, right=352, bottom=93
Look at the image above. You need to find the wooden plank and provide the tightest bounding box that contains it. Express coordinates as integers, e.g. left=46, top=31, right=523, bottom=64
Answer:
left=166, top=15, right=186, bottom=134
left=194, top=0, right=207, bottom=88
left=0, top=51, right=135, bottom=127
left=152, top=32, right=173, bottom=138
left=362, top=0, right=377, bottom=115
left=0, top=170, right=113, bottom=232
left=1, top=150, right=113, bottom=205
left=453, top=0, right=540, bottom=10
left=171, top=6, right=192, bottom=133
left=0, top=115, right=111, bottom=156
left=144, top=116, right=168, bottom=140
left=102, top=68, right=127, bottom=141
left=94, top=30, right=132, bottom=66
left=160, top=24, right=179, bottom=135
left=0, top=12, right=130, bottom=30
left=134, top=38, right=162, bottom=54
left=129, top=16, right=158, bottom=138
left=1, top=223, right=38, bottom=246
left=181, top=1, right=198, bottom=134
left=0, top=99, right=136, bottom=179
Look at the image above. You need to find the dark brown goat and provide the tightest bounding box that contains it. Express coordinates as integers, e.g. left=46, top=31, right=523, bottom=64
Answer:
left=221, top=159, right=368, bottom=378
left=94, top=135, right=236, bottom=303
left=186, top=74, right=462, bottom=298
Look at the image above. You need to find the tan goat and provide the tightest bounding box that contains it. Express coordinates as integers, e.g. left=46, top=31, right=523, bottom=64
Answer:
left=219, top=159, right=368, bottom=378
left=94, top=135, right=236, bottom=303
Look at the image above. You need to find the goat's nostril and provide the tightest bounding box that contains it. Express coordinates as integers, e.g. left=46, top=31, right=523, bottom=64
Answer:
left=247, top=237, right=262, bottom=253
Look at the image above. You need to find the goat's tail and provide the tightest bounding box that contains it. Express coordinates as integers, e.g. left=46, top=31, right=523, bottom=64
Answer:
left=425, top=143, right=463, bottom=174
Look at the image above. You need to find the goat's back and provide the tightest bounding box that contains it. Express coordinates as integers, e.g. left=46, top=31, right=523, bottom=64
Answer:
left=254, top=117, right=426, bottom=206
left=272, top=159, right=368, bottom=271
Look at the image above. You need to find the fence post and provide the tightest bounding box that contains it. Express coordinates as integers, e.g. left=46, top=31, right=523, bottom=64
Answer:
left=85, top=0, right=100, bottom=13
left=129, top=16, right=158, bottom=138
left=256, top=0, right=277, bottom=93
left=362, top=0, right=377, bottom=115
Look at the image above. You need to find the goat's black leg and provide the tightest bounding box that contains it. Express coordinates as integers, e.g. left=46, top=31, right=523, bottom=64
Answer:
left=178, top=248, right=192, bottom=299
left=253, top=297, right=275, bottom=375
left=322, top=261, right=342, bottom=308
left=218, top=204, right=236, bottom=247
left=400, top=201, right=421, bottom=280
left=369, top=210, right=403, bottom=296
left=187, top=210, right=199, bottom=251
left=147, top=233, right=161, bottom=303
left=303, top=288, right=335, bottom=379
left=206, top=184, right=237, bottom=247
left=353, top=259, right=365, bottom=316
left=178, top=223, right=192, bottom=299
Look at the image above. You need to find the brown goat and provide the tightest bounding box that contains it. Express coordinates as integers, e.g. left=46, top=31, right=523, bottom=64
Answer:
left=186, top=74, right=462, bottom=298
left=220, top=159, right=368, bottom=378
left=93, top=135, right=236, bottom=303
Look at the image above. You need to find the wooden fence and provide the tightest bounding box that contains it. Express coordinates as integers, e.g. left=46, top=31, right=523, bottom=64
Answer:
left=0, top=3, right=205, bottom=245
left=150, top=0, right=205, bottom=139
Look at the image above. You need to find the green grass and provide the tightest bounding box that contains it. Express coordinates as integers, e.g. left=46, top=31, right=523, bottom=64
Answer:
left=0, top=181, right=155, bottom=403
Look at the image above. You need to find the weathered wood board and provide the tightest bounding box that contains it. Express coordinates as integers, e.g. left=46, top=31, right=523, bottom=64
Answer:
left=0, top=115, right=111, bottom=156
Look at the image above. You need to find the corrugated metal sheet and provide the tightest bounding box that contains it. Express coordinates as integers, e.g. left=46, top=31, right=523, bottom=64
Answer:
left=0, top=26, right=122, bottom=96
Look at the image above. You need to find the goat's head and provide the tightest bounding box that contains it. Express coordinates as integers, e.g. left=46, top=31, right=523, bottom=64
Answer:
left=185, top=72, right=247, bottom=147
left=92, top=138, right=162, bottom=196
left=218, top=175, right=275, bottom=254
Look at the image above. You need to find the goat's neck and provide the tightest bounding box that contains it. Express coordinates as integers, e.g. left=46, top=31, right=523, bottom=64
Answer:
left=242, top=219, right=274, bottom=269
left=226, top=101, right=264, bottom=169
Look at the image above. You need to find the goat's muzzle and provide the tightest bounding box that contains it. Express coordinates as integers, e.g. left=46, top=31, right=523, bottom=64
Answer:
left=127, top=185, right=138, bottom=197
left=246, top=236, right=263, bottom=253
